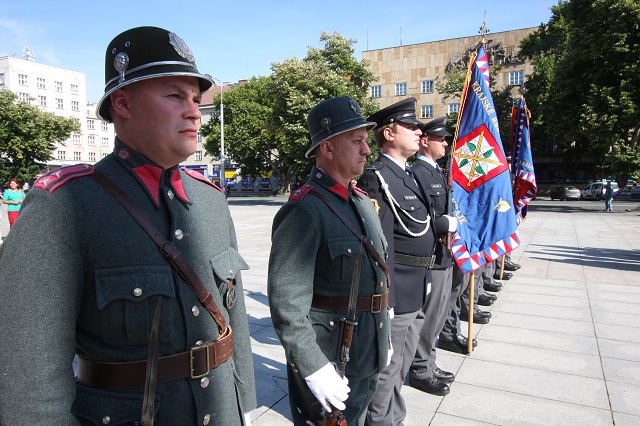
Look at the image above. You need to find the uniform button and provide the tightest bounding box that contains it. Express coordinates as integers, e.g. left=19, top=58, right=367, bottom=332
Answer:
left=102, top=416, right=110, bottom=425
left=203, top=414, right=211, bottom=425
left=175, top=229, right=184, bottom=240
left=168, top=189, right=175, bottom=200
left=329, top=320, right=335, bottom=327
left=375, top=261, right=379, bottom=266
left=379, top=322, right=384, bottom=328
left=133, top=288, right=142, bottom=297
left=200, top=377, right=210, bottom=388
left=192, top=306, right=200, bottom=316
left=347, top=248, right=352, bottom=254
left=379, top=281, right=384, bottom=288
left=410, top=206, right=415, bottom=211
left=229, top=269, right=234, bottom=275
left=195, top=340, right=203, bottom=346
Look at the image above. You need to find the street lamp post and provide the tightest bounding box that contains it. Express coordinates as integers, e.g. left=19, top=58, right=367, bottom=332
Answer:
left=219, top=88, right=225, bottom=191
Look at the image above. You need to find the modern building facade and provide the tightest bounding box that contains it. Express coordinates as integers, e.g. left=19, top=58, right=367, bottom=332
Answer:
left=363, top=27, right=537, bottom=120
left=0, top=54, right=115, bottom=168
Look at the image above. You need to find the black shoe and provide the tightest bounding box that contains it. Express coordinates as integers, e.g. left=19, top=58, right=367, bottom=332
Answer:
left=433, top=367, right=455, bottom=383
left=409, top=376, right=450, bottom=396
left=478, top=293, right=496, bottom=306
left=484, top=282, right=503, bottom=292
left=438, top=336, right=477, bottom=354
left=460, top=310, right=491, bottom=324
left=493, top=271, right=513, bottom=280
left=503, top=260, right=521, bottom=271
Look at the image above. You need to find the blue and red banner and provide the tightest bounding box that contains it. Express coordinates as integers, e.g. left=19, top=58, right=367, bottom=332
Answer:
left=510, top=97, right=537, bottom=223
left=450, top=45, right=520, bottom=274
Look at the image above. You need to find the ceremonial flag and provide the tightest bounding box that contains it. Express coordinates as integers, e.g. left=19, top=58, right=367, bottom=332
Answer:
left=449, top=45, right=520, bottom=274
left=510, top=97, right=537, bottom=223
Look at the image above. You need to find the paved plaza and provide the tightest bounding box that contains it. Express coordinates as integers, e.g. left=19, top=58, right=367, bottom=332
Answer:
left=227, top=197, right=640, bottom=426
left=2, top=196, right=640, bottom=425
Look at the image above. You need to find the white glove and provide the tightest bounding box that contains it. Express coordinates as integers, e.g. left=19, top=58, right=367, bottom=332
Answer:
left=386, top=307, right=394, bottom=366
left=388, top=307, right=394, bottom=320
left=444, top=214, right=458, bottom=232
left=243, top=412, right=251, bottom=425
left=304, top=362, right=350, bottom=412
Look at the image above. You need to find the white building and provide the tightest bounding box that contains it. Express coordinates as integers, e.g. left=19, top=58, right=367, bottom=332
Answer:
left=0, top=53, right=115, bottom=168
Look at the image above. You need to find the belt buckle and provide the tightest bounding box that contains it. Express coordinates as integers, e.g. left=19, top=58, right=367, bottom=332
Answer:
left=371, top=294, right=382, bottom=313
left=189, top=345, right=211, bottom=379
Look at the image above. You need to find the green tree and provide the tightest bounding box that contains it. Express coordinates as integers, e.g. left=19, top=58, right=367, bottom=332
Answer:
left=520, top=0, right=640, bottom=183
left=200, top=32, right=378, bottom=189
left=0, top=89, right=80, bottom=185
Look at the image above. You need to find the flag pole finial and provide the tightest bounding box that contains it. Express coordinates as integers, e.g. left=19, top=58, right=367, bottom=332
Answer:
left=479, top=11, right=489, bottom=45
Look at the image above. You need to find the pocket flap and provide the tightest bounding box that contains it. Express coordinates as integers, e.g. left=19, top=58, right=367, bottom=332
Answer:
left=327, top=237, right=358, bottom=260
left=94, top=265, right=175, bottom=309
left=210, top=247, right=249, bottom=281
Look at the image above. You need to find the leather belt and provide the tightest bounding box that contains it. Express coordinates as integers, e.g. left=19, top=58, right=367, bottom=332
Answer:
left=394, top=253, right=436, bottom=269
left=77, top=327, right=233, bottom=390
left=312, top=290, right=389, bottom=313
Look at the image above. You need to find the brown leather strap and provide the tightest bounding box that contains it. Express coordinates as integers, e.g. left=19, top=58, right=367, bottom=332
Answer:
left=77, top=327, right=234, bottom=390
left=312, top=290, right=389, bottom=314
left=91, top=170, right=228, bottom=334
left=309, top=190, right=391, bottom=285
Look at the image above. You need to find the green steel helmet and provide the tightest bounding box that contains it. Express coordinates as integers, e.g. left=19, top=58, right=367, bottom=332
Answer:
left=306, top=96, right=376, bottom=158
left=96, top=26, right=214, bottom=121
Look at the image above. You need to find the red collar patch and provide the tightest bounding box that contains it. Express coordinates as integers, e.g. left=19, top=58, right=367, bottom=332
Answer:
left=289, top=184, right=314, bottom=201
left=132, top=164, right=162, bottom=204
left=183, top=168, right=222, bottom=193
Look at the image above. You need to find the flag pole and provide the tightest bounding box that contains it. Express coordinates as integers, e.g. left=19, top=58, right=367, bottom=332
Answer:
left=467, top=272, right=475, bottom=354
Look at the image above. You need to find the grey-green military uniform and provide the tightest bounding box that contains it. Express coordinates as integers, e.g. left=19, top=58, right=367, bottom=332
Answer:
left=268, top=166, right=390, bottom=425
left=0, top=139, right=256, bottom=425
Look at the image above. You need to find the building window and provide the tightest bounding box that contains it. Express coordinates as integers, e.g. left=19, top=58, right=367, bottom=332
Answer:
left=195, top=151, right=203, bottom=161
left=88, top=152, right=96, bottom=162
left=370, top=85, right=382, bottom=98
left=55, top=81, right=63, bottom=92
left=88, top=135, right=96, bottom=146
left=102, top=137, right=109, bottom=146
left=71, top=101, right=79, bottom=111
left=421, top=80, right=434, bottom=94
left=58, top=151, right=66, bottom=160
left=38, top=95, right=47, bottom=106
left=0, top=73, right=4, bottom=85
left=395, top=83, right=407, bottom=96
left=448, top=103, right=460, bottom=114
left=72, top=134, right=81, bottom=145
left=71, top=84, right=78, bottom=94
left=197, top=132, right=203, bottom=142
left=37, top=77, right=46, bottom=89
left=102, top=153, right=109, bottom=158
left=87, top=119, right=95, bottom=130
left=19, top=93, right=30, bottom=103
left=420, top=105, right=433, bottom=119
left=101, top=121, right=108, bottom=131
left=509, top=70, right=524, bottom=85
left=56, top=98, right=63, bottom=109
left=18, top=74, right=28, bottom=86
left=74, top=152, right=82, bottom=161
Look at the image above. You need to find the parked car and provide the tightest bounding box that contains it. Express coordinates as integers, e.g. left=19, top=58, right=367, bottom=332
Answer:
left=613, top=185, right=640, bottom=201
left=580, top=182, right=619, bottom=200
left=550, top=185, right=581, bottom=201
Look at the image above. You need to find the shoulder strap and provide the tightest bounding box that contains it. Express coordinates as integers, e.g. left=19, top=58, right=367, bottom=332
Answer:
left=309, top=189, right=390, bottom=285
left=91, top=170, right=228, bottom=334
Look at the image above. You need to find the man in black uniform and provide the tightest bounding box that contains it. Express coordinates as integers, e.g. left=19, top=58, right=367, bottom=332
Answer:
left=408, top=117, right=457, bottom=396
left=357, top=98, right=435, bottom=425
left=268, top=97, right=390, bottom=426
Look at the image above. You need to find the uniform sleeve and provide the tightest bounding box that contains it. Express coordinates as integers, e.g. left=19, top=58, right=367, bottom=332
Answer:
left=222, top=212, right=258, bottom=412
left=0, top=189, right=83, bottom=425
left=267, top=201, right=327, bottom=378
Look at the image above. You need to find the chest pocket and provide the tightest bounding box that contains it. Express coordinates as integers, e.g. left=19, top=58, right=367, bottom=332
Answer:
left=94, top=265, right=176, bottom=346
left=325, top=237, right=359, bottom=284
left=210, top=247, right=249, bottom=308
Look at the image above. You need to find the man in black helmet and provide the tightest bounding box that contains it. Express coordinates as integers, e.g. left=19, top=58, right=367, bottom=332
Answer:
left=0, top=27, right=255, bottom=425
left=268, top=96, right=391, bottom=425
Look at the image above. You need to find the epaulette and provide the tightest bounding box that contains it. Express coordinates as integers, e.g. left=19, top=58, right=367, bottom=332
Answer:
left=183, top=168, right=222, bottom=193
left=289, top=184, right=314, bottom=202
left=352, top=182, right=369, bottom=197
left=34, top=164, right=95, bottom=193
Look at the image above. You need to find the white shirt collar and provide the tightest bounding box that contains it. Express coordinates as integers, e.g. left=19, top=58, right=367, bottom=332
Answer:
left=381, top=152, right=409, bottom=170
left=416, top=153, right=438, bottom=169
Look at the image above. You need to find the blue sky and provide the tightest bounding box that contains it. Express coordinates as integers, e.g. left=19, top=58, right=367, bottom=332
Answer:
left=1, top=0, right=554, bottom=104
